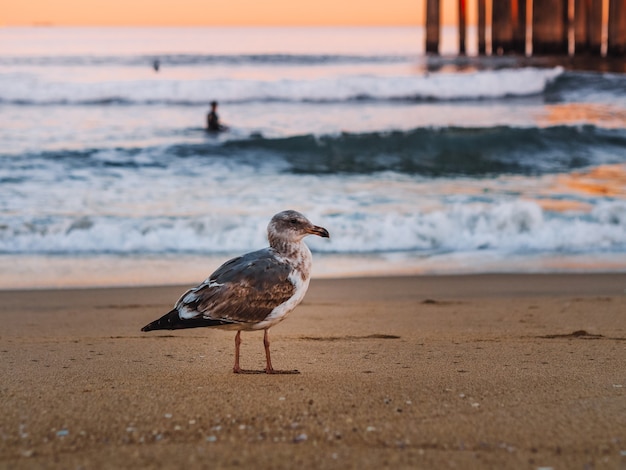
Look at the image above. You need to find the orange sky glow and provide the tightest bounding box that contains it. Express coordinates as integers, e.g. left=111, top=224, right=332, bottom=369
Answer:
left=2, top=0, right=466, bottom=27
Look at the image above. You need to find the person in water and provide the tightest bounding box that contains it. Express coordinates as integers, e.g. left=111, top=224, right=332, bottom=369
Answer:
left=206, top=101, right=227, bottom=132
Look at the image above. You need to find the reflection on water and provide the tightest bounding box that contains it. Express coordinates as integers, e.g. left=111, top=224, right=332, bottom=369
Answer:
left=541, top=103, right=626, bottom=129
left=556, top=164, right=626, bottom=198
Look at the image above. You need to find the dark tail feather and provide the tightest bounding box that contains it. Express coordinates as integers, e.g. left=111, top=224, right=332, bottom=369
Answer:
left=141, top=308, right=233, bottom=332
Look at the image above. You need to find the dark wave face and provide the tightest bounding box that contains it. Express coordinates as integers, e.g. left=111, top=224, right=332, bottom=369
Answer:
left=545, top=71, right=626, bottom=103
left=232, top=126, right=626, bottom=176
left=219, top=126, right=626, bottom=176
left=11, top=125, right=626, bottom=180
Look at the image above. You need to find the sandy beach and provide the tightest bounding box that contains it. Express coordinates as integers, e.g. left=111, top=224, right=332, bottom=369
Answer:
left=1, top=273, right=625, bottom=469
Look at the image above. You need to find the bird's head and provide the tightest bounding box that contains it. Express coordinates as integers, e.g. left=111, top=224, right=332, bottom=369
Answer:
left=268, top=210, right=329, bottom=249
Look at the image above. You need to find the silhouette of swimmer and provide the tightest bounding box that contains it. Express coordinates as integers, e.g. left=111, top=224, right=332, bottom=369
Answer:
left=206, top=101, right=228, bottom=132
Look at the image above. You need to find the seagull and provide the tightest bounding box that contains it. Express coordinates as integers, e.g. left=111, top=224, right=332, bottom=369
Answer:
left=141, top=210, right=329, bottom=374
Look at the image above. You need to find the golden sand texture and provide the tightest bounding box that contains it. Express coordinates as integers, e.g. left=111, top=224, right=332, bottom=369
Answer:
left=1, top=274, right=625, bottom=469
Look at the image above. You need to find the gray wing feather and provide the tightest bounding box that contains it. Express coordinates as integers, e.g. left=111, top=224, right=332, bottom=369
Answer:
left=175, top=248, right=295, bottom=325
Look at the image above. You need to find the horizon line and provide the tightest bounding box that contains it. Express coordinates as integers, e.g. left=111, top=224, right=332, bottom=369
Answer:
left=1, top=22, right=468, bottom=28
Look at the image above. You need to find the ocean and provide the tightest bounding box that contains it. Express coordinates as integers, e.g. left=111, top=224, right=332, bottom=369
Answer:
left=1, top=26, right=625, bottom=289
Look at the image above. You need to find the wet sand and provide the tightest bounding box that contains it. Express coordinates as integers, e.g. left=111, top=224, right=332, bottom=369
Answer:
left=1, top=274, right=625, bottom=469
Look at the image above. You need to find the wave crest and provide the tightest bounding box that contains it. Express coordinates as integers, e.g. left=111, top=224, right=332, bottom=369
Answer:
left=0, top=67, right=563, bottom=105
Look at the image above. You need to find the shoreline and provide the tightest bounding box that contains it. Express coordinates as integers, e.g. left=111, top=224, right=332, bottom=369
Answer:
left=3, top=252, right=626, bottom=291
left=2, top=271, right=626, bottom=295
left=1, top=273, right=625, bottom=468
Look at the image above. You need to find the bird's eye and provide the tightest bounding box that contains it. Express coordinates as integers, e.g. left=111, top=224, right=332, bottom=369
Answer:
left=289, top=218, right=298, bottom=225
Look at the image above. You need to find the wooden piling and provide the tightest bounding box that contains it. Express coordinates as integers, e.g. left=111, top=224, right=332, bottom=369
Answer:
left=424, top=0, right=618, bottom=58
left=532, top=0, right=569, bottom=54
left=478, top=0, right=486, bottom=54
left=492, top=1, right=513, bottom=54
left=492, top=0, right=526, bottom=54
left=512, top=0, right=527, bottom=54
left=607, top=0, right=626, bottom=56
left=574, top=0, right=603, bottom=54
left=426, top=0, right=440, bottom=54
left=458, top=0, right=467, bottom=55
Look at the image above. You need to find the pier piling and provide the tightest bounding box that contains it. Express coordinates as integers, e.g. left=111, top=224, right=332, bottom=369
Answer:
left=477, top=0, right=486, bottom=54
left=425, top=0, right=619, bottom=59
left=574, top=0, right=603, bottom=54
left=492, top=0, right=526, bottom=55
left=426, top=0, right=441, bottom=54
left=607, top=0, right=626, bottom=56
left=458, top=0, right=467, bottom=55
left=532, top=0, right=569, bottom=54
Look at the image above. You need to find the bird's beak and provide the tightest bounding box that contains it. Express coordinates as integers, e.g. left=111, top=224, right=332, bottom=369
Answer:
left=308, top=225, right=330, bottom=238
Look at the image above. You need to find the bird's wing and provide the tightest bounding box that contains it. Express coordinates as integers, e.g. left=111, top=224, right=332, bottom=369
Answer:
left=175, top=249, right=295, bottom=325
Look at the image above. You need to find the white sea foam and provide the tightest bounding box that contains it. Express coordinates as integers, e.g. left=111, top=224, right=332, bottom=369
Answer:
left=2, top=199, right=625, bottom=257
left=0, top=67, right=563, bottom=104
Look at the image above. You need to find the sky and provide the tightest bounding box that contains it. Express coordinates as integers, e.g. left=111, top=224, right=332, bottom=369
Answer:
left=2, top=0, right=465, bottom=27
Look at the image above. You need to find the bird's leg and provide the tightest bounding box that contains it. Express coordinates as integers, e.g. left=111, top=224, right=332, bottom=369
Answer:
left=263, top=330, right=300, bottom=374
left=263, top=329, right=274, bottom=374
left=233, top=331, right=242, bottom=373
left=233, top=330, right=273, bottom=374
left=234, top=329, right=299, bottom=375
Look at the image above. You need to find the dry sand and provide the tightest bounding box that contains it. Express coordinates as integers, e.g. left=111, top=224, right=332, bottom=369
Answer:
left=1, top=274, right=625, bottom=469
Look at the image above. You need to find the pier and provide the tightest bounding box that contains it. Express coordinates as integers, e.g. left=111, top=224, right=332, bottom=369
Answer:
left=425, top=0, right=626, bottom=57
